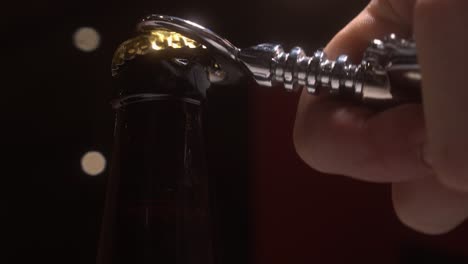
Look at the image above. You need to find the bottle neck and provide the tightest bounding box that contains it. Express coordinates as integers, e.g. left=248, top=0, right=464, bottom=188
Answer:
left=98, top=97, right=214, bottom=264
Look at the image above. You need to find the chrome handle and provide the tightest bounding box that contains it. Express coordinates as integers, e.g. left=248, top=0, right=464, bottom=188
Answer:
left=238, top=34, right=421, bottom=105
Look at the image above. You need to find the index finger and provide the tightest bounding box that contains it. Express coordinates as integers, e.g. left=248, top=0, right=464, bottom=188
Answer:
left=293, top=0, right=428, bottom=182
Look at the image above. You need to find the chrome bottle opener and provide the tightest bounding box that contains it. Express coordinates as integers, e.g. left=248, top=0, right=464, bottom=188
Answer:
left=113, top=14, right=422, bottom=106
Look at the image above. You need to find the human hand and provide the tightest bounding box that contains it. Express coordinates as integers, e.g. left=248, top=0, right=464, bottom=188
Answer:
left=293, top=0, right=468, bottom=235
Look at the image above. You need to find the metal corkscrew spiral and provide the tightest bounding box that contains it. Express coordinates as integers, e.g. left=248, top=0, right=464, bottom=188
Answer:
left=238, top=34, right=421, bottom=104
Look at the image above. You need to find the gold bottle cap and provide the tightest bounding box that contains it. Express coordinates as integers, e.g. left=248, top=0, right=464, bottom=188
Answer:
left=112, top=29, right=206, bottom=76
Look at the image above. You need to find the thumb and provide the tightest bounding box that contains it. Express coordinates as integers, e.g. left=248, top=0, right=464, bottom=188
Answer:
left=416, top=0, right=468, bottom=191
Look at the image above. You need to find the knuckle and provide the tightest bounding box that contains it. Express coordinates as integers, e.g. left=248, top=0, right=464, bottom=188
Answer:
left=368, top=0, right=414, bottom=26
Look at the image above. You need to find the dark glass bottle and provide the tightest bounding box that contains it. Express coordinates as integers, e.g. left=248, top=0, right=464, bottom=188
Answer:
left=97, top=28, right=252, bottom=264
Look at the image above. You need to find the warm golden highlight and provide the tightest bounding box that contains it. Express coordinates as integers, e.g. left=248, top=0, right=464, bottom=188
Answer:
left=112, top=29, right=205, bottom=76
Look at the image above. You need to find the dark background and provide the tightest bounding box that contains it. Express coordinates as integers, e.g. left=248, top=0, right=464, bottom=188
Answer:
left=4, top=0, right=468, bottom=263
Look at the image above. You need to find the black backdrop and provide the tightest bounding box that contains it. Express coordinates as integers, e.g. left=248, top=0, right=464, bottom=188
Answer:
left=5, top=1, right=468, bottom=263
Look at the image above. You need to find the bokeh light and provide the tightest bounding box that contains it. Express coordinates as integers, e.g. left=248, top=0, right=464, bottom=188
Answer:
left=81, top=151, right=106, bottom=176
left=73, top=27, right=101, bottom=52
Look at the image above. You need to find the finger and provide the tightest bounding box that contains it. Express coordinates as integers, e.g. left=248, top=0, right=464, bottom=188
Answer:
left=325, top=0, right=415, bottom=60
left=392, top=177, right=468, bottom=235
left=295, top=96, right=429, bottom=182
left=415, top=0, right=468, bottom=191
left=294, top=0, right=429, bottom=182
